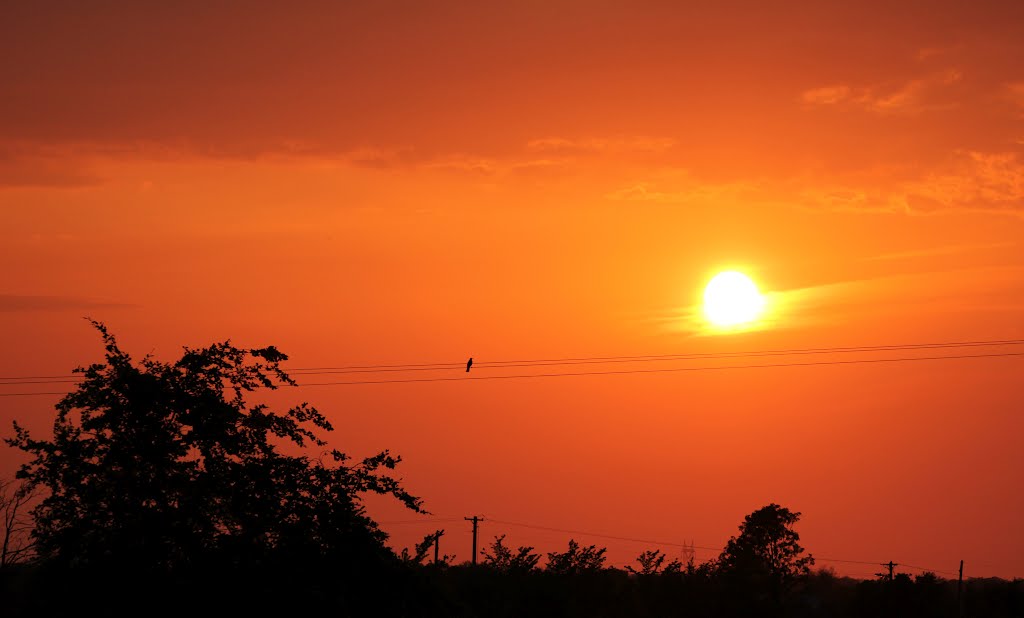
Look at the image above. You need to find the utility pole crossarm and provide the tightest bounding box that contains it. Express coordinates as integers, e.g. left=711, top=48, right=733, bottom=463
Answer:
left=464, top=515, right=484, bottom=565
left=434, top=529, right=445, bottom=565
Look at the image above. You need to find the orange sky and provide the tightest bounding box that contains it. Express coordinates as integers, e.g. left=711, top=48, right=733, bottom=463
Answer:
left=2, top=1, right=1023, bottom=578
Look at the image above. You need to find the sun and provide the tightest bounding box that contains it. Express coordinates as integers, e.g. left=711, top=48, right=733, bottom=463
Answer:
left=703, top=271, right=766, bottom=328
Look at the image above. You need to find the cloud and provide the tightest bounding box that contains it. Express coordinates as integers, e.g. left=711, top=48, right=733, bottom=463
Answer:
left=526, top=136, right=676, bottom=155
left=342, top=147, right=424, bottom=170
left=662, top=263, right=1024, bottom=337
left=916, top=47, right=946, bottom=61
left=800, top=69, right=964, bottom=114
left=903, top=151, right=1024, bottom=213
left=0, top=147, right=103, bottom=188
left=1007, top=82, right=1024, bottom=111
left=800, top=86, right=851, bottom=105
left=868, top=70, right=962, bottom=113
left=0, top=294, right=134, bottom=312
left=795, top=186, right=903, bottom=213
left=423, top=154, right=500, bottom=174
left=861, top=242, right=1016, bottom=262
left=605, top=178, right=752, bottom=205
left=786, top=151, right=1024, bottom=216
left=421, top=153, right=572, bottom=176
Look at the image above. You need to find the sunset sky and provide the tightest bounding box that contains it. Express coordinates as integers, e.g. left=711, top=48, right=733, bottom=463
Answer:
left=2, top=1, right=1023, bottom=578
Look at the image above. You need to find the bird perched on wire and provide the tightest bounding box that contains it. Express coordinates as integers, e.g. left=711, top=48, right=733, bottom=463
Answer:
left=466, top=357, right=473, bottom=372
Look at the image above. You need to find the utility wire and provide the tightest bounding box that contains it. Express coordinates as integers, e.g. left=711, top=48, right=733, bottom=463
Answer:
left=286, top=338, right=1024, bottom=374
left=815, top=556, right=886, bottom=566
left=1, top=349, right=1022, bottom=396
left=3, top=338, right=1023, bottom=382
left=901, top=562, right=957, bottom=576
left=294, top=350, right=1024, bottom=386
left=289, top=339, right=1024, bottom=375
left=377, top=518, right=461, bottom=525
left=486, top=518, right=721, bottom=551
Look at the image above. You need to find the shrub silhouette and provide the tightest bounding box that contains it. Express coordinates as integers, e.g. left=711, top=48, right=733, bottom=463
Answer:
left=626, top=549, right=682, bottom=575
left=546, top=539, right=607, bottom=574
left=481, top=534, right=541, bottom=573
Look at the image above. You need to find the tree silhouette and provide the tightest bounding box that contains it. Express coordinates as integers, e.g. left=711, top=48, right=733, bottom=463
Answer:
left=0, top=477, right=37, bottom=568
left=400, top=529, right=453, bottom=566
left=545, top=539, right=607, bottom=574
left=5, top=321, right=422, bottom=572
left=718, top=503, right=814, bottom=610
left=626, top=549, right=682, bottom=575
left=481, top=534, right=541, bottom=573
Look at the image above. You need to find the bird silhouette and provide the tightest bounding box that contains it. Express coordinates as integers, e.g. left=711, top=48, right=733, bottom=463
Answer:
left=466, top=357, right=473, bottom=372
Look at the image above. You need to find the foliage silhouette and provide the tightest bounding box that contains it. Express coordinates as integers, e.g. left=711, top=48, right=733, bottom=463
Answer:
left=626, top=549, right=683, bottom=575
left=481, top=534, right=541, bottom=573
left=5, top=321, right=422, bottom=573
left=717, top=503, right=814, bottom=613
left=400, top=529, right=454, bottom=566
left=545, top=539, right=607, bottom=574
left=0, top=478, right=37, bottom=568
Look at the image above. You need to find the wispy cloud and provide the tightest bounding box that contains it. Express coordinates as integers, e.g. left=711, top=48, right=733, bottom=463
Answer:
left=1005, top=82, right=1024, bottom=112
left=605, top=178, right=752, bottom=205
left=903, top=151, right=1024, bottom=213
left=785, top=150, right=1024, bottom=216
left=800, top=69, right=963, bottom=114
left=800, top=85, right=851, bottom=105
left=526, top=136, right=676, bottom=155
left=861, top=242, right=1016, bottom=262
left=655, top=264, right=1024, bottom=337
left=0, top=147, right=103, bottom=189
left=795, top=185, right=903, bottom=213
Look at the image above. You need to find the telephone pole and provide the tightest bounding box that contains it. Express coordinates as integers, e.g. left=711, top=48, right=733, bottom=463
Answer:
left=465, top=515, right=484, bottom=565
left=957, top=560, right=964, bottom=618
left=876, top=561, right=898, bottom=581
left=434, top=529, right=445, bottom=564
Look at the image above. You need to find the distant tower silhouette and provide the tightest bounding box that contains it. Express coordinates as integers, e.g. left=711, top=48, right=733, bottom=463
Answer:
left=681, top=540, right=695, bottom=566
left=466, top=357, right=473, bottom=372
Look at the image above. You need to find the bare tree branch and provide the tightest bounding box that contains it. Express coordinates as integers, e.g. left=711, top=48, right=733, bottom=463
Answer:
left=1, top=477, right=39, bottom=568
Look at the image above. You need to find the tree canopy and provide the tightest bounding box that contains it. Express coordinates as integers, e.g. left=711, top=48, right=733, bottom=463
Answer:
left=6, top=322, right=422, bottom=572
left=481, top=534, right=541, bottom=573
left=718, top=503, right=814, bottom=607
left=546, top=539, right=607, bottom=575
left=626, top=549, right=682, bottom=576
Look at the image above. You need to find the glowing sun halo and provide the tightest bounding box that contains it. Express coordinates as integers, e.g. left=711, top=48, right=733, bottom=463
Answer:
left=703, top=271, right=766, bottom=327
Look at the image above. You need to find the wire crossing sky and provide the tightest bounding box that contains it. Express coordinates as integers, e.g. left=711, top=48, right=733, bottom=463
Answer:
left=2, top=340, right=1023, bottom=395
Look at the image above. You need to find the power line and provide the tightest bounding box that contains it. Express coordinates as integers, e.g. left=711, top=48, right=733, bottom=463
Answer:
left=3, top=337, right=1023, bottom=382
left=285, top=338, right=1024, bottom=374
left=289, top=339, right=1024, bottom=375
left=487, top=518, right=721, bottom=552
left=291, top=350, right=1024, bottom=386
left=377, top=518, right=461, bottom=525
left=1, top=349, right=1021, bottom=396
left=815, top=556, right=888, bottom=566
left=901, top=562, right=957, bottom=576
left=0, top=391, right=70, bottom=397
left=0, top=379, right=84, bottom=386
left=0, top=376, right=84, bottom=382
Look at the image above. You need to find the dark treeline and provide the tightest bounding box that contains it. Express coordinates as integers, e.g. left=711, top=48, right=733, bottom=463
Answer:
left=3, top=559, right=1023, bottom=617
left=1, top=324, right=1021, bottom=617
